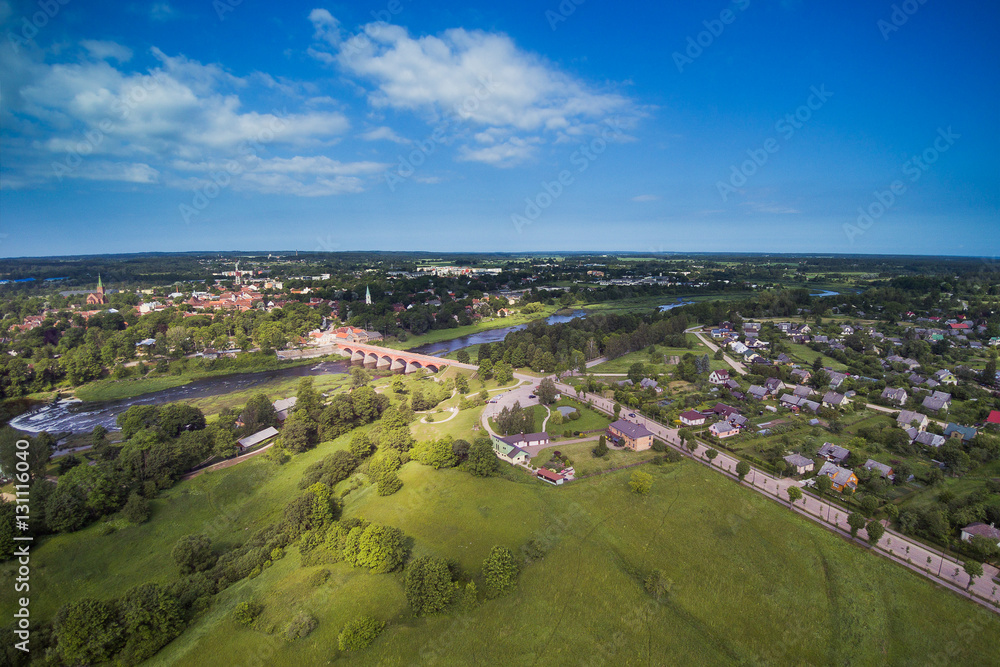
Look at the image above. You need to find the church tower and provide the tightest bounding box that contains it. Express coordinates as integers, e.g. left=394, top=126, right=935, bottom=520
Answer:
left=86, top=275, right=106, bottom=305
left=365, top=286, right=373, bottom=305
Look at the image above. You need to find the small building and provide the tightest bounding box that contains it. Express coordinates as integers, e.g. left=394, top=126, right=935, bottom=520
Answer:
left=679, top=410, right=707, bottom=427
left=237, top=426, right=279, bottom=452
left=822, top=391, right=848, bottom=409
left=783, top=453, right=814, bottom=475
left=863, top=459, right=894, bottom=479
left=912, top=430, right=946, bottom=448
left=708, top=369, right=731, bottom=385
left=748, top=385, right=768, bottom=401
left=960, top=522, right=1000, bottom=548
left=943, top=423, right=977, bottom=442
left=922, top=395, right=950, bottom=413
left=492, top=438, right=531, bottom=465
left=986, top=410, right=1000, bottom=426
left=817, top=442, right=850, bottom=464
left=535, top=467, right=565, bottom=485
left=881, top=387, right=908, bottom=406
left=708, top=421, right=740, bottom=439
left=607, top=420, right=654, bottom=451
left=896, top=410, right=929, bottom=432
left=817, top=461, right=858, bottom=492
left=272, top=396, right=298, bottom=423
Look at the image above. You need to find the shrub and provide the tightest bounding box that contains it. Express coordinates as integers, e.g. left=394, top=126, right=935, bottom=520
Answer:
left=377, top=471, right=403, bottom=496
left=172, top=534, right=216, bottom=575
left=307, top=569, right=331, bottom=587
left=629, top=471, right=653, bottom=495
left=285, top=612, right=317, bottom=641
left=233, top=601, right=263, bottom=627
left=338, top=616, right=384, bottom=651
left=122, top=492, right=150, bottom=524
left=404, top=556, right=455, bottom=615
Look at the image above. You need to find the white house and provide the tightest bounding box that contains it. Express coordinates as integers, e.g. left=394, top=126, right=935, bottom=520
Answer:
left=708, top=369, right=731, bottom=385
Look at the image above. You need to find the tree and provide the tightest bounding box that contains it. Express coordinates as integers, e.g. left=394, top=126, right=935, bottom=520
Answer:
left=493, top=361, right=513, bottom=385
left=456, top=350, right=470, bottom=364
left=627, top=362, right=646, bottom=385
left=239, top=393, right=278, bottom=435
left=411, top=437, right=458, bottom=469
left=866, top=519, right=885, bottom=546
left=847, top=512, right=866, bottom=538
left=404, top=556, right=454, bottom=615
left=786, top=486, right=802, bottom=507
left=350, top=366, right=371, bottom=388
left=968, top=535, right=1000, bottom=562
left=118, top=583, right=184, bottom=663
left=350, top=430, right=374, bottom=459
left=53, top=598, right=125, bottom=665
left=483, top=545, right=519, bottom=598
left=171, top=534, right=216, bottom=575
left=814, top=475, right=833, bottom=495
left=295, top=377, right=322, bottom=421
left=963, top=559, right=984, bottom=590
left=592, top=435, right=609, bottom=458
left=536, top=377, right=557, bottom=405
left=467, top=437, right=500, bottom=477
left=351, top=524, right=406, bottom=573
left=735, top=460, right=750, bottom=482
left=338, top=615, right=385, bottom=651
left=629, top=470, right=653, bottom=495
left=705, top=448, right=718, bottom=465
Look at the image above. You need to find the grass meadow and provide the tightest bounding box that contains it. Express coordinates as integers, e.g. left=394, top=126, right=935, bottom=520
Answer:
left=6, top=443, right=999, bottom=666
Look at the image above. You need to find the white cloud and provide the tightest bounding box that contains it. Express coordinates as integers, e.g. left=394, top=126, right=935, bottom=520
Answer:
left=631, top=194, right=659, bottom=202
left=80, top=40, right=133, bottom=63
left=149, top=2, right=176, bottom=21
left=360, top=126, right=408, bottom=143
left=2, top=45, right=370, bottom=195
left=309, top=13, right=637, bottom=166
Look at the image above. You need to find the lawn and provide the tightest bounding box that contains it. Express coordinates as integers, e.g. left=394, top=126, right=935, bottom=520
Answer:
left=587, top=339, right=715, bottom=375
left=549, top=396, right=612, bottom=433
left=144, top=461, right=1000, bottom=665
left=785, top=343, right=849, bottom=372
left=534, top=439, right=654, bottom=477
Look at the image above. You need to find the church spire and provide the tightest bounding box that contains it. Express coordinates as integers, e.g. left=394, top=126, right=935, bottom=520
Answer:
left=365, top=285, right=373, bottom=305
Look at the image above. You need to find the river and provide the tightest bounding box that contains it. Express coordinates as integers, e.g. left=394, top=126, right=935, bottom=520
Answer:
left=8, top=311, right=589, bottom=435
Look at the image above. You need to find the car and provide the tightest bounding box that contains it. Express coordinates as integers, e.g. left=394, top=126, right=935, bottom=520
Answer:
left=628, top=413, right=636, bottom=418
left=528, top=394, right=536, bottom=399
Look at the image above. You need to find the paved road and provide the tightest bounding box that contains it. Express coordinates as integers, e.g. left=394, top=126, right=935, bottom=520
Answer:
left=553, top=378, right=1000, bottom=613
left=688, top=327, right=748, bottom=375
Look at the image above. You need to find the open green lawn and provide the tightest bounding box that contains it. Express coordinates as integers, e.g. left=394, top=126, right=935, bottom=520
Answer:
left=535, top=439, right=654, bottom=477
left=549, top=396, right=612, bottom=433
left=785, top=343, right=849, bottom=372
left=150, top=461, right=1000, bottom=665
left=7, top=430, right=1000, bottom=665
left=587, top=339, right=715, bottom=375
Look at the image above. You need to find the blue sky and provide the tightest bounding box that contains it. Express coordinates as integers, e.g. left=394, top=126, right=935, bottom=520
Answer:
left=0, top=0, right=997, bottom=257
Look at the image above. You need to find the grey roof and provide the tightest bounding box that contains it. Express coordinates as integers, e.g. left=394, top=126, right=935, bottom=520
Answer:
left=962, top=523, right=1000, bottom=541
left=748, top=385, right=768, bottom=399
left=818, top=461, right=856, bottom=487
left=272, top=396, right=297, bottom=412
left=864, top=459, right=893, bottom=478
left=818, top=442, right=850, bottom=462
left=914, top=431, right=946, bottom=447
left=500, top=432, right=549, bottom=447
left=896, top=410, right=928, bottom=426
left=784, top=454, right=813, bottom=469
left=793, top=385, right=812, bottom=397
left=822, top=391, right=847, bottom=406
left=237, top=426, right=279, bottom=449
left=608, top=419, right=653, bottom=440
left=922, top=396, right=949, bottom=412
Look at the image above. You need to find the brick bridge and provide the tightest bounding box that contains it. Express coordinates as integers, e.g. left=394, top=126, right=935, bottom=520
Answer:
left=277, top=340, right=477, bottom=374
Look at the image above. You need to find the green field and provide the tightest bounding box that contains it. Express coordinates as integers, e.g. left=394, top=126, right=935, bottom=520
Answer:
left=8, top=439, right=999, bottom=665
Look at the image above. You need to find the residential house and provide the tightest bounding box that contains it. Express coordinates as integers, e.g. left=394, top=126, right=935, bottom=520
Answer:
left=779, top=394, right=821, bottom=413
left=822, top=391, right=849, bottom=409
left=881, top=387, right=908, bottom=406
left=817, top=461, right=859, bottom=492
left=817, top=442, right=850, bottom=464
left=764, top=377, right=783, bottom=394
left=708, top=369, right=731, bottom=385
left=960, top=523, right=1000, bottom=548
left=863, top=459, right=894, bottom=479
left=729, top=341, right=749, bottom=355
left=708, top=421, right=740, bottom=438
left=913, top=430, right=946, bottom=448
left=607, top=420, right=654, bottom=451
left=783, top=453, right=815, bottom=475
left=921, top=393, right=951, bottom=413
left=748, top=385, right=769, bottom=401
left=943, top=423, right=977, bottom=442
left=790, top=368, right=812, bottom=384
left=709, top=403, right=741, bottom=419
left=640, top=378, right=662, bottom=393
left=987, top=410, right=1000, bottom=426
left=792, top=385, right=813, bottom=398
left=679, top=410, right=707, bottom=427
left=272, top=397, right=298, bottom=423
left=776, top=353, right=792, bottom=365
left=828, top=372, right=849, bottom=389
left=933, top=369, right=958, bottom=385
left=896, top=410, right=929, bottom=432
